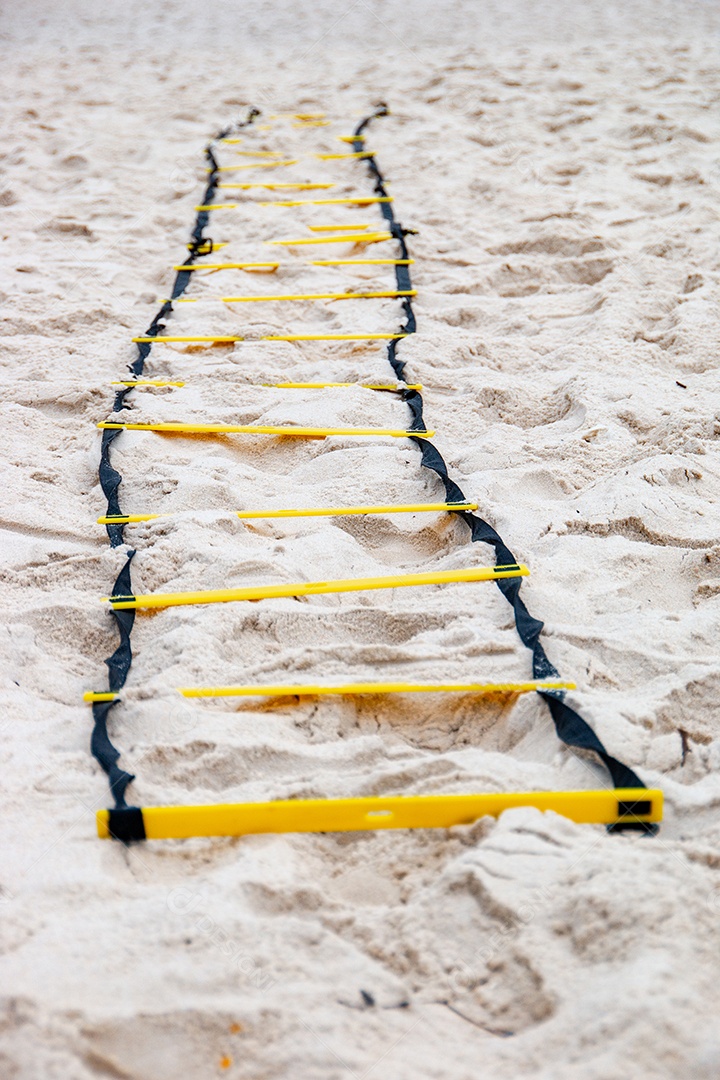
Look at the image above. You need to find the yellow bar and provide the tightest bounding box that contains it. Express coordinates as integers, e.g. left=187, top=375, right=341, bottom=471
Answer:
left=236, top=501, right=476, bottom=519
left=269, top=232, right=391, bottom=246
left=176, top=290, right=415, bottom=303
left=194, top=203, right=238, bottom=210
left=270, top=381, right=422, bottom=390
left=174, top=259, right=411, bottom=269
left=172, top=262, right=280, bottom=271
left=179, top=679, right=576, bottom=698
left=261, top=333, right=407, bottom=341
left=308, top=224, right=369, bottom=232
left=131, top=333, right=406, bottom=343
left=312, top=259, right=414, bottom=265
left=316, top=151, right=373, bottom=160
left=270, top=112, right=326, bottom=120
left=339, top=134, right=364, bottom=143
left=97, top=514, right=162, bottom=524
left=216, top=182, right=335, bottom=189
left=104, top=564, right=528, bottom=610
left=110, top=380, right=185, bottom=387
left=219, top=138, right=243, bottom=144
left=98, top=422, right=431, bottom=437
left=186, top=241, right=228, bottom=250
left=84, top=691, right=120, bottom=702
left=96, top=787, right=663, bottom=839
left=132, top=335, right=243, bottom=343
left=95, top=495, right=441, bottom=525
left=213, top=160, right=297, bottom=171
left=261, top=197, right=393, bottom=207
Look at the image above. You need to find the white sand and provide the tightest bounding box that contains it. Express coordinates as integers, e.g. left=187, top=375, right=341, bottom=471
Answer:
left=2, top=1, right=720, bottom=1076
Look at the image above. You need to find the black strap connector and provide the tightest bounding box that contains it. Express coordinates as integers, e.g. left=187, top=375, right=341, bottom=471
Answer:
left=108, top=806, right=146, bottom=843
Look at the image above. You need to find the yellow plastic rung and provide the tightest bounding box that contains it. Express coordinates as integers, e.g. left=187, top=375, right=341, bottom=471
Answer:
left=269, top=232, right=391, bottom=246
left=98, top=422, right=431, bottom=438
left=175, top=290, right=416, bottom=303
left=339, top=134, right=364, bottom=143
left=235, top=501, right=476, bottom=519
left=307, top=224, right=369, bottom=232
left=215, top=182, right=335, bottom=189
left=195, top=203, right=238, bottom=211
left=261, top=197, right=393, bottom=207
left=103, top=564, right=528, bottom=610
left=269, top=381, right=422, bottom=390
left=316, top=151, right=373, bottom=160
left=132, top=335, right=243, bottom=343
left=311, top=259, right=414, bottom=265
left=96, top=788, right=663, bottom=839
left=110, top=380, right=185, bottom=387
left=173, top=262, right=279, bottom=271
left=95, top=493, right=442, bottom=525
left=218, top=138, right=243, bottom=144
left=84, top=691, right=120, bottom=702
left=179, top=679, right=576, bottom=698
left=262, top=333, right=407, bottom=341
left=171, top=259, right=412, bottom=270
left=271, top=112, right=326, bottom=121
left=186, top=241, right=228, bottom=251
left=212, top=160, right=298, bottom=172
left=97, top=514, right=162, bottom=524
left=131, top=333, right=407, bottom=343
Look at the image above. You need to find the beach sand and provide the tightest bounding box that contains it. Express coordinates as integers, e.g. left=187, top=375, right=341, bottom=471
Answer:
left=1, top=1, right=720, bottom=1076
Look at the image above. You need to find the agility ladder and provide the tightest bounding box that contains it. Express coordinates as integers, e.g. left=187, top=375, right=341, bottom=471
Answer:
left=90, top=106, right=660, bottom=841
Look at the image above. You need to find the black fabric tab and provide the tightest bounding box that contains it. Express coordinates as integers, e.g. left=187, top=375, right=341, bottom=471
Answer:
left=107, top=807, right=146, bottom=843
left=617, top=798, right=652, bottom=817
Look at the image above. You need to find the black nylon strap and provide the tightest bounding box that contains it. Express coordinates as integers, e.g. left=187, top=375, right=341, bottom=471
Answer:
left=353, top=107, right=651, bottom=810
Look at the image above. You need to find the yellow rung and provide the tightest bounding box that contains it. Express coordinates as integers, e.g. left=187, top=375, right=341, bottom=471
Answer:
left=131, top=333, right=407, bottom=343
left=97, top=514, right=162, bottom=524
left=261, top=333, right=407, bottom=341
left=172, top=263, right=280, bottom=271
left=110, top=380, right=185, bottom=387
left=186, top=241, right=228, bottom=250
left=236, top=501, right=476, bottom=519
left=172, top=259, right=412, bottom=270
left=95, top=494, right=441, bottom=526
left=132, top=335, right=243, bottom=343
left=103, top=563, right=528, bottom=609
left=316, top=151, right=373, bottom=160
left=175, top=290, right=416, bottom=303
left=308, top=224, right=369, bottom=232
left=212, top=160, right=298, bottom=172
left=84, top=691, right=120, bottom=702
left=271, top=112, right=326, bottom=121
left=195, top=203, right=238, bottom=211
left=96, top=787, right=663, bottom=839
left=179, top=679, right=576, bottom=698
left=219, top=138, right=243, bottom=144
left=98, top=422, right=431, bottom=438
left=269, top=381, right=422, bottom=390
left=215, top=182, right=335, bottom=189
left=311, top=259, right=414, bottom=265
left=339, top=135, right=364, bottom=143
left=269, top=232, right=391, bottom=246
left=261, top=197, right=393, bottom=207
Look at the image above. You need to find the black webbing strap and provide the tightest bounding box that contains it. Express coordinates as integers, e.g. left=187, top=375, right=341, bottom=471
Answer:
left=92, top=110, right=260, bottom=834
left=352, top=107, right=653, bottom=827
